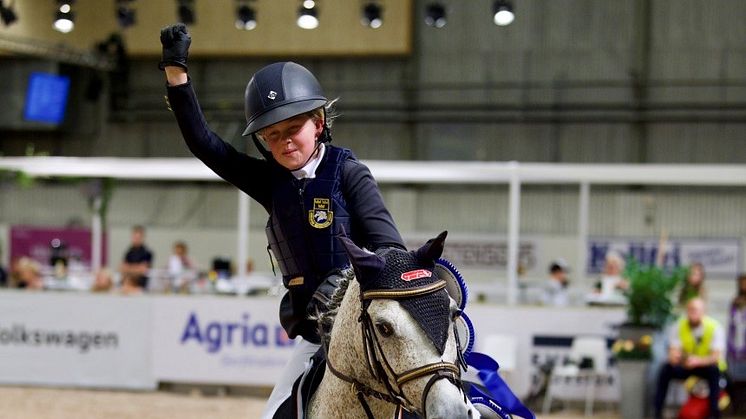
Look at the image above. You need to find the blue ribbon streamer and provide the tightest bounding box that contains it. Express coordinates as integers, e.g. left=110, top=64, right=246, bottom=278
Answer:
left=465, top=351, right=536, bottom=419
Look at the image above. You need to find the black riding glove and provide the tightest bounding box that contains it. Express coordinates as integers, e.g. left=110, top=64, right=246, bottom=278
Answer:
left=158, top=23, right=191, bottom=70
left=308, top=271, right=345, bottom=317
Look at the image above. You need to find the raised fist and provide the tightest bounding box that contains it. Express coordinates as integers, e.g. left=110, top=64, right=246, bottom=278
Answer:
left=158, top=23, right=191, bottom=70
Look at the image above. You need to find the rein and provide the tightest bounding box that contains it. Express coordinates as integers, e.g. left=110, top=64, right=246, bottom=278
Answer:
left=324, top=279, right=465, bottom=419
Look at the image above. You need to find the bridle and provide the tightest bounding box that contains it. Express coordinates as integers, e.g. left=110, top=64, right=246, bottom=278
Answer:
left=324, top=279, right=467, bottom=419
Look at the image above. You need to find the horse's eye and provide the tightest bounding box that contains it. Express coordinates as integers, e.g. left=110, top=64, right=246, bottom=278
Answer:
left=375, top=322, right=394, bottom=337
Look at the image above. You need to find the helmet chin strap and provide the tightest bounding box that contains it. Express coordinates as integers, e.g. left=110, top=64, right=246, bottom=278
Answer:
left=251, top=133, right=274, bottom=161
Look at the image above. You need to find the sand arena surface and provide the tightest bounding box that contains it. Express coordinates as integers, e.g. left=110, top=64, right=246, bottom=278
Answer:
left=10, top=386, right=744, bottom=419
left=0, top=387, right=266, bottom=419
left=0, top=386, right=628, bottom=419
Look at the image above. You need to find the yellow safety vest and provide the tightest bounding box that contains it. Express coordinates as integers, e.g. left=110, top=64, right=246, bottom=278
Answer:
left=678, top=316, right=727, bottom=371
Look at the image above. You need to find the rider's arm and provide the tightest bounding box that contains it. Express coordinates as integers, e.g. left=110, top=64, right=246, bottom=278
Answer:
left=343, top=159, right=405, bottom=251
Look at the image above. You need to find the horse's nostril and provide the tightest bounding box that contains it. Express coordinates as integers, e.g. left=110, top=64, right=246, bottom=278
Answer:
left=467, top=408, right=473, bottom=418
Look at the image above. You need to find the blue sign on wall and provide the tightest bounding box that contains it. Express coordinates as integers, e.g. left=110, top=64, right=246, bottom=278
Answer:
left=23, top=72, right=71, bottom=125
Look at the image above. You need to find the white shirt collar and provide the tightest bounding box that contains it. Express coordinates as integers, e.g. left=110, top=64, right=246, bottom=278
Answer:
left=291, top=143, right=325, bottom=180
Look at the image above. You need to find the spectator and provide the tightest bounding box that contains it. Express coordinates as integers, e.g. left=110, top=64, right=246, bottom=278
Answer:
left=119, top=225, right=153, bottom=289
left=542, top=259, right=570, bottom=307
left=595, top=250, right=629, bottom=298
left=0, top=247, right=7, bottom=287
left=168, top=240, right=195, bottom=292
left=14, top=257, right=44, bottom=290
left=49, top=238, right=69, bottom=279
left=120, top=272, right=144, bottom=295
left=654, top=297, right=726, bottom=419
left=679, top=262, right=707, bottom=306
left=91, top=268, right=114, bottom=293
left=727, top=274, right=746, bottom=373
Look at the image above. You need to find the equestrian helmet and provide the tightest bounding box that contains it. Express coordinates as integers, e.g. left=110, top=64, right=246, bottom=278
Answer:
left=242, top=62, right=327, bottom=136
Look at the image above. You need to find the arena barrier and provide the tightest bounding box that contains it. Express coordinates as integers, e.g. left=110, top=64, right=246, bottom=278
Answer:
left=0, top=290, right=625, bottom=399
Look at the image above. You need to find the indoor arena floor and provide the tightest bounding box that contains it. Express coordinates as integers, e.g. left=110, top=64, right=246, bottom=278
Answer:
left=0, top=386, right=626, bottom=419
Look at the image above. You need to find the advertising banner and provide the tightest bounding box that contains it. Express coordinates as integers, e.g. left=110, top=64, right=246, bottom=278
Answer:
left=0, top=291, right=154, bottom=389
left=406, top=235, right=541, bottom=274
left=10, top=225, right=107, bottom=268
left=152, top=295, right=295, bottom=386
left=588, top=237, right=741, bottom=278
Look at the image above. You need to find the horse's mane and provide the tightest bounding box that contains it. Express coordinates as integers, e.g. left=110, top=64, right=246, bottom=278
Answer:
left=312, top=267, right=355, bottom=348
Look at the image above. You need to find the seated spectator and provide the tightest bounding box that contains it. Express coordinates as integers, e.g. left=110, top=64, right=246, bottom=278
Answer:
left=0, top=245, right=7, bottom=287
left=49, top=238, right=69, bottom=279
left=679, top=262, right=707, bottom=306
left=168, top=240, right=195, bottom=292
left=91, top=268, right=114, bottom=293
left=727, top=274, right=746, bottom=374
left=120, top=272, right=144, bottom=295
left=119, top=225, right=153, bottom=289
left=654, top=298, right=726, bottom=419
left=14, top=257, right=44, bottom=290
left=541, top=259, right=570, bottom=307
left=594, top=250, right=629, bottom=298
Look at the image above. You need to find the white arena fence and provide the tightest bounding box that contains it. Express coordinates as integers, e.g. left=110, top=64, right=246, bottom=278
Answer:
left=0, top=289, right=625, bottom=400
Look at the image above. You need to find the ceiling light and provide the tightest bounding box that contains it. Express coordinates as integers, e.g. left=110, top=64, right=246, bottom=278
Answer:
left=116, top=0, right=136, bottom=28
left=297, top=4, right=318, bottom=29
left=53, top=1, right=75, bottom=33
left=178, top=0, right=194, bottom=25
left=361, top=2, right=382, bottom=29
left=493, top=0, right=514, bottom=26
left=0, top=0, right=18, bottom=26
left=235, top=4, right=256, bottom=30
left=424, top=3, right=446, bottom=28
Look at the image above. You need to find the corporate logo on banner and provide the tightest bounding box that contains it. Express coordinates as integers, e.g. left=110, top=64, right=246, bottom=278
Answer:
left=588, top=237, right=741, bottom=278
left=0, top=323, right=119, bottom=353
left=179, top=311, right=294, bottom=354
left=152, top=298, right=296, bottom=385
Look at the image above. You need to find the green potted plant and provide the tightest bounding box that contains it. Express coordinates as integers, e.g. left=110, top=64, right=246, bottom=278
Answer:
left=614, top=258, right=687, bottom=419
left=623, top=258, right=687, bottom=331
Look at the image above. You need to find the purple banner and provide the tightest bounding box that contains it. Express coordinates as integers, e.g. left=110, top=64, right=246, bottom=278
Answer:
left=10, top=225, right=107, bottom=268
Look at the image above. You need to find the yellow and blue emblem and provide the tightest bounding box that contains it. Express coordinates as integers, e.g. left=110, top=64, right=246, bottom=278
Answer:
left=309, top=198, right=333, bottom=228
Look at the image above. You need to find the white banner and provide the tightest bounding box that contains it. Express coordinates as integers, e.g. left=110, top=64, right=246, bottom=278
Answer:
left=151, top=295, right=295, bottom=386
left=588, top=237, right=741, bottom=278
left=406, top=235, right=541, bottom=274
left=0, top=291, right=154, bottom=389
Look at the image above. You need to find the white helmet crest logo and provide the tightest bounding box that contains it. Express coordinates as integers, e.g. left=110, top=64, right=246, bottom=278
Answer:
left=267, top=91, right=277, bottom=100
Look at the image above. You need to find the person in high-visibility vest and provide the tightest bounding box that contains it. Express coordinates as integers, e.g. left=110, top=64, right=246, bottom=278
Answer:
left=654, top=297, right=727, bottom=419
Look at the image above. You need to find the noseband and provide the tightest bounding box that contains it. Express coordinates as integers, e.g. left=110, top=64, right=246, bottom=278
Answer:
left=325, top=279, right=467, bottom=419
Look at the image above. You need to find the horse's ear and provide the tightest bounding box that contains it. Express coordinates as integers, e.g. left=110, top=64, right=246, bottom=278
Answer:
left=337, top=235, right=385, bottom=283
left=415, top=230, right=448, bottom=262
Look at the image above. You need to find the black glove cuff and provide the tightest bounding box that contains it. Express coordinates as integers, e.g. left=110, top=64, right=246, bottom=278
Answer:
left=158, top=60, right=188, bottom=71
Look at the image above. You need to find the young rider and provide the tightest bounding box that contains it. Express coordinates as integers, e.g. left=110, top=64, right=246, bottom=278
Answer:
left=158, top=23, right=405, bottom=418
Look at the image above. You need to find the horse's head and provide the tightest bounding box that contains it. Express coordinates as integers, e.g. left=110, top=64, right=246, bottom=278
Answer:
left=332, top=231, right=476, bottom=419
